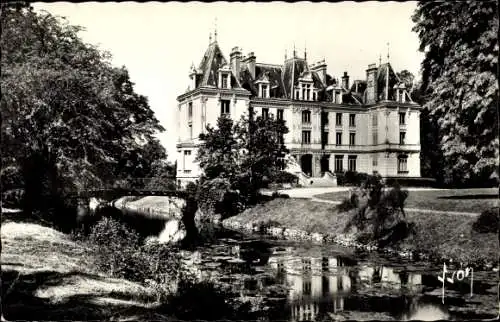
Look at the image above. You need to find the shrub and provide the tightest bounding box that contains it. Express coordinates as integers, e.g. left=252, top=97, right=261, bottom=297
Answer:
left=1, top=189, right=24, bottom=208
left=472, top=207, right=499, bottom=233
left=270, top=171, right=299, bottom=185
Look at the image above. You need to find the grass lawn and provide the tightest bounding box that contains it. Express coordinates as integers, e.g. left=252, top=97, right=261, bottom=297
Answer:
left=1, top=219, right=163, bottom=321
left=231, top=198, right=498, bottom=265
left=314, top=188, right=499, bottom=213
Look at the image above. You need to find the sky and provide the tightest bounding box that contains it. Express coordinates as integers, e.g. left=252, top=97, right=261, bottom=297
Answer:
left=32, top=1, right=424, bottom=161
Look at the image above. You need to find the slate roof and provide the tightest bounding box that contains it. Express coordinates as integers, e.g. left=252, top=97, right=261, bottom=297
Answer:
left=197, top=41, right=228, bottom=87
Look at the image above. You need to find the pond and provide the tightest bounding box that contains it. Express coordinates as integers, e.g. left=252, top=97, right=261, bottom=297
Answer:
left=178, top=227, right=498, bottom=321
left=110, top=206, right=498, bottom=321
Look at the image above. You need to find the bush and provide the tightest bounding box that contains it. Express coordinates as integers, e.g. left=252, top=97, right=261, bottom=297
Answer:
left=472, top=207, right=499, bottom=233
left=1, top=189, right=24, bottom=208
left=270, top=171, right=299, bottom=185
left=337, top=171, right=371, bottom=186
left=87, top=217, right=181, bottom=289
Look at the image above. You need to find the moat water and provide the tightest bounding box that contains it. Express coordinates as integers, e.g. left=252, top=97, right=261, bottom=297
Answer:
left=111, top=206, right=498, bottom=321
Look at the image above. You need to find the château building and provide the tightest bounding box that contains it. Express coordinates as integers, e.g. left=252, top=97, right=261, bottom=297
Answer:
left=176, top=35, right=421, bottom=187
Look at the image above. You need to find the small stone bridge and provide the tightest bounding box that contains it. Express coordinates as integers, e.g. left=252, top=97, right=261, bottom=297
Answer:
left=73, top=177, right=188, bottom=201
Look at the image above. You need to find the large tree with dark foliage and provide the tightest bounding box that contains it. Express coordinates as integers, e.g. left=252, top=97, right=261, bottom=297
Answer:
left=1, top=4, right=166, bottom=224
left=195, top=111, right=289, bottom=214
left=412, top=1, right=499, bottom=186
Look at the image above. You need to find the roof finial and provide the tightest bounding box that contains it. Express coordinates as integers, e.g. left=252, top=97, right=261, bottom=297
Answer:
left=386, top=42, right=390, bottom=62
left=293, top=43, right=296, bottom=58
left=209, top=32, right=212, bottom=44
left=285, top=48, right=287, bottom=60
left=379, top=54, right=382, bottom=66
left=214, top=17, right=218, bottom=42
left=304, top=41, right=307, bottom=60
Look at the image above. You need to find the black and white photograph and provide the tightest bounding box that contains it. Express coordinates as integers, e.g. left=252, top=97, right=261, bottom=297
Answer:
left=1, top=1, right=499, bottom=321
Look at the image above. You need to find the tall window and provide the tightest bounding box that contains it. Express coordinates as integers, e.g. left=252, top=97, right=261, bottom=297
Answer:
left=398, top=156, right=408, bottom=173
left=372, top=113, right=378, bottom=126
left=336, top=132, right=342, bottom=145
left=262, top=108, right=269, bottom=119
left=222, top=75, right=228, bottom=88
left=335, top=155, right=344, bottom=172
left=183, top=150, right=191, bottom=171
left=277, top=109, right=284, bottom=120
left=302, top=130, right=311, bottom=144
left=372, top=155, right=378, bottom=167
left=399, top=112, right=406, bottom=125
left=188, top=102, right=193, bottom=118
left=399, top=131, right=406, bottom=145
left=322, top=111, right=329, bottom=124
left=221, top=99, right=230, bottom=116
left=189, top=124, right=193, bottom=139
left=305, top=84, right=311, bottom=100
left=322, top=131, right=329, bottom=145
left=336, top=113, right=342, bottom=126
left=349, top=133, right=356, bottom=146
left=313, top=92, right=317, bottom=101
left=302, top=110, right=311, bottom=123
left=348, top=155, right=357, bottom=172
left=349, top=114, right=356, bottom=127
left=262, top=84, right=268, bottom=98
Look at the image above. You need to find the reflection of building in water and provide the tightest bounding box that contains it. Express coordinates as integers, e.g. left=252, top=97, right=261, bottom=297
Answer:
left=268, top=256, right=353, bottom=321
left=357, top=265, right=422, bottom=290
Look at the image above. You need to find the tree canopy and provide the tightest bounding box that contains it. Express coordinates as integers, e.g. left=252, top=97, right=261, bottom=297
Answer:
left=195, top=111, right=289, bottom=214
left=1, top=4, right=168, bottom=218
left=412, top=1, right=499, bottom=185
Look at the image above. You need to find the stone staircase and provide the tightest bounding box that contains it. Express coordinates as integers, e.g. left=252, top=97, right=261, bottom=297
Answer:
left=295, top=171, right=338, bottom=187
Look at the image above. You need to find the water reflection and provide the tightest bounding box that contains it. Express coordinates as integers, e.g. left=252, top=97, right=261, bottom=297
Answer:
left=178, top=234, right=491, bottom=321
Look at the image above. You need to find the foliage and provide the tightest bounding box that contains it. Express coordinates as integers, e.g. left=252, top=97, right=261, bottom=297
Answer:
left=412, top=1, right=499, bottom=186
left=345, top=174, right=414, bottom=247
left=86, top=217, right=181, bottom=301
left=396, top=70, right=415, bottom=91
left=195, top=111, right=289, bottom=214
left=472, top=207, right=499, bottom=233
left=270, top=171, right=299, bottom=185
left=1, top=5, right=166, bottom=222
left=337, top=171, right=370, bottom=186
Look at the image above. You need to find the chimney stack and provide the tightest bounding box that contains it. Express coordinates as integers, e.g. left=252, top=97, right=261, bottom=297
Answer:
left=243, top=51, right=256, bottom=78
left=230, top=47, right=242, bottom=80
left=366, top=63, right=378, bottom=104
left=311, top=59, right=327, bottom=86
left=341, top=71, right=350, bottom=90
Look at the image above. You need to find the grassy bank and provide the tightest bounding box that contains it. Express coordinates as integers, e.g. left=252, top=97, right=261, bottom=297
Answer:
left=1, top=219, right=164, bottom=321
left=315, top=188, right=499, bottom=213
left=226, top=198, right=498, bottom=266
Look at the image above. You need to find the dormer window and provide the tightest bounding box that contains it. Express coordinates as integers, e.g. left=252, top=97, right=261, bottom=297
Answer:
left=218, top=66, right=231, bottom=89
left=222, top=75, right=228, bottom=89
left=259, top=84, right=269, bottom=98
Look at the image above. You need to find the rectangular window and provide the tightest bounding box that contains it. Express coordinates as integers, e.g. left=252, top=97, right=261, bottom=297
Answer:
left=306, top=84, right=311, bottom=100
left=302, top=110, right=311, bottom=123
left=321, top=131, right=329, bottom=145
left=400, top=131, right=406, bottom=145
left=322, top=111, right=329, bottom=124
left=398, top=156, right=408, bottom=173
left=349, top=133, right=356, bottom=146
left=221, top=99, right=230, bottom=116
left=262, top=108, right=269, bottom=119
left=336, top=132, right=342, bottom=145
left=189, top=124, right=193, bottom=139
left=262, top=84, right=268, bottom=98
left=372, top=155, right=378, bottom=166
left=335, top=155, right=343, bottom=173
left=302, top=130, right=311, bottom=144
left=277, top=109, right=284, bottom=121
left=372, top=113, right=378, bottom=126
left=399, top=112, right=406, bottom=125
left=222, top=75, right=228, bottom=89
left=313, top=92, right=317, bottom=101
left=184, top=150, right=191, bottom=155
left=349, top=114, right=356, bottom=127
left=373, top=131, right=378, bottom=145
left=336, top=113, right=342, bottom=126
left=188, top=102, right=193, bottom=118
left=348, top=155, right=357, bottom=172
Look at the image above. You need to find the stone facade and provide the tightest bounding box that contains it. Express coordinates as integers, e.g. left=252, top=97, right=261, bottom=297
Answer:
left=176, top=38, right=421, bottom=187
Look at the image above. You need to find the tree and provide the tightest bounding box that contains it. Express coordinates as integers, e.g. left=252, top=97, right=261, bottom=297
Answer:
left=396, top=70, right=415, bottom=91
left=412, top=1, right=499, bottom=186
left=235, top=110, right=289, bottom=202
left=195, top=111, right=289, bottom=213
left=1, top=5, right=165, bottom=222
